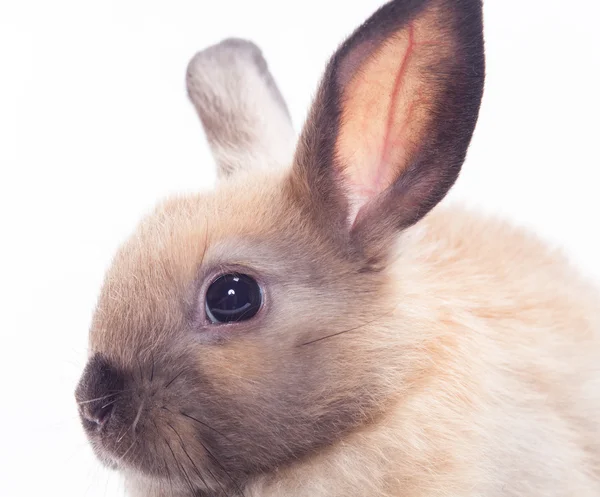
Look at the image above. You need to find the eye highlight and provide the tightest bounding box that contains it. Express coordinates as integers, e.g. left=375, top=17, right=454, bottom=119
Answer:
left=205, top=274, right=263, bottom=324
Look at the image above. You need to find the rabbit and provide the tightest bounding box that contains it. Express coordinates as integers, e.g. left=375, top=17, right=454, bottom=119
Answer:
left=75, top=0, right=600, bottom=496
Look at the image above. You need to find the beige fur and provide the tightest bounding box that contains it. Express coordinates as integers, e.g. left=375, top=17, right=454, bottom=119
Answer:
left=245, top=206, right=600, bottom=497
left=76, top=1, right=600, bottom=496
left=111, top=177, right=600, bottom=497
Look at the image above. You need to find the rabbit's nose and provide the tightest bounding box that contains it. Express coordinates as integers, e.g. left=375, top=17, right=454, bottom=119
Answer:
left=80, top=394, right=115, bottom=427
left=75, top=353, right=124, bottom=430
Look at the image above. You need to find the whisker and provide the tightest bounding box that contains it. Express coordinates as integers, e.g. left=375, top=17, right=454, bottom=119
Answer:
left=151, top=418, right=172, bottom=488
left=115, top=410, right=139, bottom=446
left=197, top=439, right=245, bottom=497
left=166, top=423, right=213, bottom=492
left=149, top=436, right=168, bottom=497
left=298, top=310, right=396, bottom=346
left=77, top=390, right=129, bottom=405
left=164, top=371, right=184, bottom=389
left=205, top=463, right=229, bottom=497
left=162, top=408, right=240, bottom=496
left=115, top=438, right=137, bottom=464
left=77, top=393, right=116, bottom=406
left=114, top=422, right=129, bottom=447
left=150, top=352, right=155, bottom=383
left=164, top=437, right=196, bottom=496
left=100, top=399, right=118, bottom=411
left=179, top=411, right=232, bottom=442
left=151, top=418, right=176, bottom=497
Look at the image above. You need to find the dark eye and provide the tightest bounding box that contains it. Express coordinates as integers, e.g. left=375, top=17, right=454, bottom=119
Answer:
left=205, top=274, right=263, bottom=324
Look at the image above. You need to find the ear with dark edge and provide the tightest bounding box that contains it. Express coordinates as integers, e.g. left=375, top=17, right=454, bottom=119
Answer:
left=290, top=0, right=485, bottom=260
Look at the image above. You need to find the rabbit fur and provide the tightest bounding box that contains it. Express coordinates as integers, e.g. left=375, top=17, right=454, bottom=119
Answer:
left=76, top=0, right=600, bottom=496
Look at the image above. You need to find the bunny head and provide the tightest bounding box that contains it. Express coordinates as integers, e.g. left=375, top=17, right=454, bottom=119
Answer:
left=75, top=0, right=485, bottom=495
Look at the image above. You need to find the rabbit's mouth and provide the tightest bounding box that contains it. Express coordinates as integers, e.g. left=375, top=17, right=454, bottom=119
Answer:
left=74, top=332, right=391, bottom=495
left=74, top=352, right=236, bottom=495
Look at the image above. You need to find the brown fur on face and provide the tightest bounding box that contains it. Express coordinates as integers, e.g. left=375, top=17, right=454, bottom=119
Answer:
left=76, top=0, right=600, bottom=496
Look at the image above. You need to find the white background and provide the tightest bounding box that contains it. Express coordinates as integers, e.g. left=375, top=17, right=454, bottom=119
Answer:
left=1, top=0, right=599, bottom=495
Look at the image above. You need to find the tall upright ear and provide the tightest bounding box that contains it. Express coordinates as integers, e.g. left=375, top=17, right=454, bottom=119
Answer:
left=187, top=39, right=296, bottom=179
left=291, top=0, right=485, bottom=258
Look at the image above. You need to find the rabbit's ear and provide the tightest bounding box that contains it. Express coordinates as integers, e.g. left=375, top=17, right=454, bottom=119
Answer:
left=291, top=0, right=485, bottom=258
left=187, top=39, right=295, bottom=179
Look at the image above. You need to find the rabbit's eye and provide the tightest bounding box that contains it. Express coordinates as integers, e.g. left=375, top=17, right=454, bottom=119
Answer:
left=205, top=274, right=262, bottom=324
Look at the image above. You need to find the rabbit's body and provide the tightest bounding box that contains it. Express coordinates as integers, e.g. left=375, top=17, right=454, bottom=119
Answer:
left=246, top=205, right=600, bottom=497
left=75, top=0, right=600, bottom=495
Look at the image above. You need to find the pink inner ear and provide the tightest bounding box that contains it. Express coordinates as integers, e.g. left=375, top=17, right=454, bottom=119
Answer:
left=377, top=24, right=416, bottom=182
left=335, top=8, right=446, bottom=223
